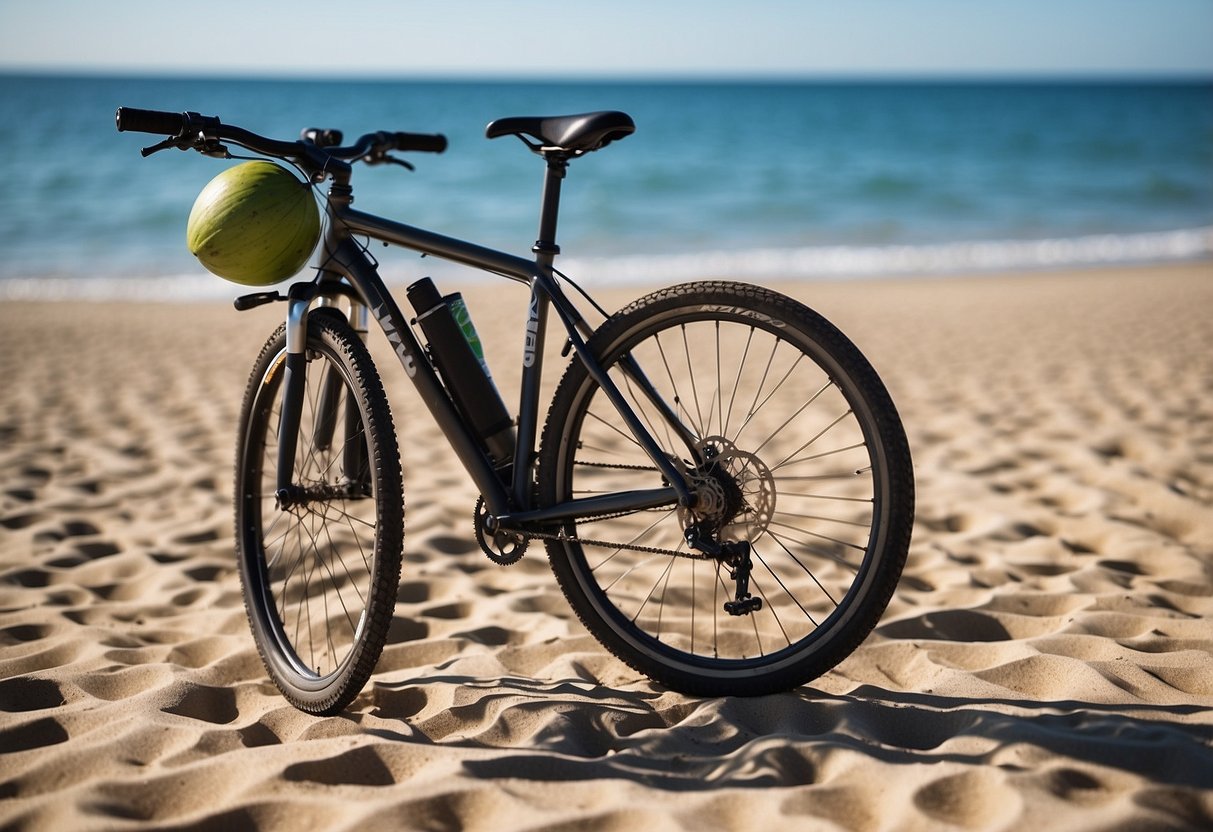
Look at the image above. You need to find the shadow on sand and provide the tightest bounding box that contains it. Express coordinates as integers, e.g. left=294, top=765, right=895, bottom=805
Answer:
left=354, top=674, right=1213, bottom=793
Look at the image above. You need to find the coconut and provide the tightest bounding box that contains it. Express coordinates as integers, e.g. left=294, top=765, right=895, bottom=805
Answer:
left=186, top=161, right=320, bottom=286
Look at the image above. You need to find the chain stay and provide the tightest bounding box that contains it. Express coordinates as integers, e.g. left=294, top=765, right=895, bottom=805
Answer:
left=513, top=458, right=743, bottom=559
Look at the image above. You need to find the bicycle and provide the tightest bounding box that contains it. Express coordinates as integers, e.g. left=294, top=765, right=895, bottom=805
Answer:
left=116, top=106, right=914, bottom=715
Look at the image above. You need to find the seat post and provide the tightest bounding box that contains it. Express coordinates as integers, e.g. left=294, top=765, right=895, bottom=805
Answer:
left=533, top=154, right=569, bottom=268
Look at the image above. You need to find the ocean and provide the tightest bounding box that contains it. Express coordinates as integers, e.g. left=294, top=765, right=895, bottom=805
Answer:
left=1, top=74, right=1210, bottom=299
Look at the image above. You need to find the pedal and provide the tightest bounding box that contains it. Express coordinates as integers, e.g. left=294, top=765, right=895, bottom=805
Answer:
left=724, top=596, right=763, bottom=616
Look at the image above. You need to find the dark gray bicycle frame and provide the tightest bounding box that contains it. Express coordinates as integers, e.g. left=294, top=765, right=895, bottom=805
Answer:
left=284, top=162, right=697, bottom=530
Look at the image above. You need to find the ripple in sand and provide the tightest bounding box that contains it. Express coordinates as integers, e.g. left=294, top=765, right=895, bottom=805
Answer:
left=0, top=677, right=66, bottom=712
left=161, top=682, right=240, bottom=725
left=878, top=609, right=1062, bottom=642
left=1041, top=766, right=1120, bottom=805
left=913, top=769, right=1022, bottom=828
left=975, top=654, right=1135, bottom=701
left=283, top=745, right=396, bottom=786
left=76, top=665, right=175, bottom=701
left=0, top=716, right=70, bottom=753
left=423, top=601, right=474, bottom=620
left=378, top=638, right=463, bottom=673
left=0, top=512, right=42, bottom=530
left=0, top=622, right=59, bottom=644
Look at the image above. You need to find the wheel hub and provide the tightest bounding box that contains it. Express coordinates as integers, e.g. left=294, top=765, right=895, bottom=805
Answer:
left=677, top=436, right=776, bottom=542
left=276, top=478, right=368, bottom=509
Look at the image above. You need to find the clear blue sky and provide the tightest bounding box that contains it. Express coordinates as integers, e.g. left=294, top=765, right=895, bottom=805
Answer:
left=2, top=0, right=1211, bottom=78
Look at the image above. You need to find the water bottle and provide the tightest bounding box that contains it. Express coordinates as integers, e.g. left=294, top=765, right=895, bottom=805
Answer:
left=406, top=278, right=515, bottom=466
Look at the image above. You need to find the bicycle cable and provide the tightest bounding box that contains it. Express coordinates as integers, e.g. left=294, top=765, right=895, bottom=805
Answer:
left=553, top=267, right=611, bottom=321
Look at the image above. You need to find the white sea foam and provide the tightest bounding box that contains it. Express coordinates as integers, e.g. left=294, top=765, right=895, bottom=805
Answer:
left=2, top=227, right=1210, bottom=302
left=0, top=273, right=238, bottom=303
left=559, top=226, right=1213, bottom=285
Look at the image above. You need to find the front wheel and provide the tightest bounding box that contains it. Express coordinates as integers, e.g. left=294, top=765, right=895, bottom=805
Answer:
left=234, top=308, right=403, bottom=714
left=537, top=282, right=913, bottom=696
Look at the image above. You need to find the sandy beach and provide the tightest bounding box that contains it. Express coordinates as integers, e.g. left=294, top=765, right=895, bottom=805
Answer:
left=2, top=262, right=1211, bottom=831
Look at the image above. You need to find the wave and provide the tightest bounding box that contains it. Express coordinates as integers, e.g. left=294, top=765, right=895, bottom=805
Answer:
left=558, top=226, right=1213, bottom=284
left=2, top=227, right=1210, bottom=302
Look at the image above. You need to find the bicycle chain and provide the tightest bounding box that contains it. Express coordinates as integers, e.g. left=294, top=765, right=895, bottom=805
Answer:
left=519, top=522, right=717, bottom=560
left=510, top=459, right=719, bottom=561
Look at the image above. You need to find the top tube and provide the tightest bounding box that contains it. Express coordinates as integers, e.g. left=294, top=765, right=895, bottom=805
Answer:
left=336, top=206, right=539, bottom=286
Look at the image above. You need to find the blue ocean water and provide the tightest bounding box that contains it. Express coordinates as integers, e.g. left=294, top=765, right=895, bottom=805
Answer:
left=1, top=74, right=1210, bottom=297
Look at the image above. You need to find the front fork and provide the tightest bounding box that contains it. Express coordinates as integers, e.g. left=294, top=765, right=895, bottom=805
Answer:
left=274, top=286, right=313, bottom=502
left=275, top=283, right=369, bottom=506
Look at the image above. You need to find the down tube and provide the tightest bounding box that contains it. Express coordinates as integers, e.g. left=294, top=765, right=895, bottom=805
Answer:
left=332, top=238, right=512, bottom=515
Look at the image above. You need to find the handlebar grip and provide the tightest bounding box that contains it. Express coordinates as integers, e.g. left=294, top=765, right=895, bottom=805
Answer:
left=115, top=107, right=220, bottom=136
left=392, top=132, right=447, bottom=153
left=115, top=107, right=187, bottom=134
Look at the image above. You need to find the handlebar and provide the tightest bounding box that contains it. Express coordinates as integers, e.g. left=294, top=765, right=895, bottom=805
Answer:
left=115, top=106, right=447, bottom=173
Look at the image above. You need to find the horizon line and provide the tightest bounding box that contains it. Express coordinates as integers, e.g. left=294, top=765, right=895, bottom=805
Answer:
left=3, top=66, right=1212, bottom=85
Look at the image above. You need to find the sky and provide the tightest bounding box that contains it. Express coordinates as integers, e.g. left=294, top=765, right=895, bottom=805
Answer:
left=1, top=0, right=1211, bottom=79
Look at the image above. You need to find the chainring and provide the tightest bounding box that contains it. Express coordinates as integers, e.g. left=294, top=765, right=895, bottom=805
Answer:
left=474, top=496, right=528, bottom=565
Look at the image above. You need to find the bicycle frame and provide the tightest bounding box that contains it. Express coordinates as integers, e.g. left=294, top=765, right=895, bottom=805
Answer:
left=279, top=158, right=698, bottom=530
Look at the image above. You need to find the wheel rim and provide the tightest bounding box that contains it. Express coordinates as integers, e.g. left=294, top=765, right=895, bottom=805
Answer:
left=240, top=345, right=380, bottom=685
left=556, top=311, right=890, bottom=670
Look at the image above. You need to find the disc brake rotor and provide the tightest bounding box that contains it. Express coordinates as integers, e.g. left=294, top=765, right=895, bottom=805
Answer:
left=676, top=436, right=777, bottom=542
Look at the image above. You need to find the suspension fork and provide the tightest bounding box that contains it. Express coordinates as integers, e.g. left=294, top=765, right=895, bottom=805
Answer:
left=277, top=284, right=372, bottom=502
left=275, top=283, right=317, bottom=501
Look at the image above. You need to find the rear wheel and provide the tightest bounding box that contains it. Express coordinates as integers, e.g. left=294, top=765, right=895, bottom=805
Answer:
left=235, top=308, right=403, bottom=714
left=538, top=282, right=913, bottom=696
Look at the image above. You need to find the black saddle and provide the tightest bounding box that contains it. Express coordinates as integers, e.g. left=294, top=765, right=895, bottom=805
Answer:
left=485, top=110, right=634, bottom=155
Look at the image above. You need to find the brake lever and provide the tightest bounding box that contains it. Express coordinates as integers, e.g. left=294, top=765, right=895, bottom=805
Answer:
left=380, top=154, right=415, bottom=172
left=140, top=134, right=230, bottom=159
left=140, top=137, right=182, bottom=157
left=363, top=147, right=415, bottom=171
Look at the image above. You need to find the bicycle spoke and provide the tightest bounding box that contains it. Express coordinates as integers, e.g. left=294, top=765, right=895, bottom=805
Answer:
left=751, top=545, right=817, bottom=630
left=630, top=554, right=677, bottom=626
left=769, top=407, right=853, bottom=469
left=766, top=527, right=862, bottom=574
left=722, top=325, right=756, bottom=440
left=590, top=509, right=677, bottom=575
left=773, top=509, right=872, bottom=528
left=772, top=441, right=868, bottom=471
left=766, top=532, right=839, bottom=609
left=715, top=321, right=723, bottom=437
left=618, top=365, right=679, bottom=454
left=584, top=408, right=645, bottom=452
left=736, top=346, right=804, bottom=442
left=751, top=380, right=834, bottom=457
left=681, top=324, right=706, bottom=437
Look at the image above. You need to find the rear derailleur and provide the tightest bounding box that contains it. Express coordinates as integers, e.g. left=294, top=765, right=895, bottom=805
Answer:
left=684, top=522, right=763, bottom=616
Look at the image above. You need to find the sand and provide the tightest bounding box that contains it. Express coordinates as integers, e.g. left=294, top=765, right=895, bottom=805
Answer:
left=1, top=263, right=1211, bottom=831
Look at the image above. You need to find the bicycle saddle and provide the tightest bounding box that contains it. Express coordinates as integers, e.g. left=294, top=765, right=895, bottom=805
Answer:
left=485, top=111, right=635, bottom=154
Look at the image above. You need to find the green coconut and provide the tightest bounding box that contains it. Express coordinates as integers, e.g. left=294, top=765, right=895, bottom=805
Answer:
left=186, top=161, right=320, bottom=286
